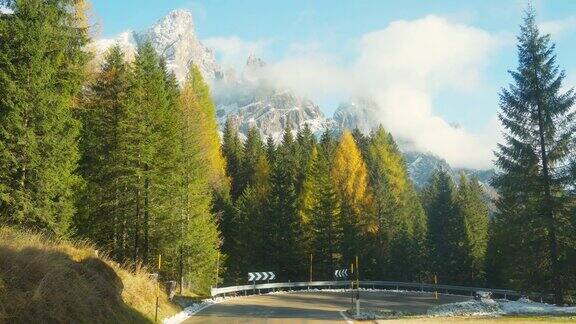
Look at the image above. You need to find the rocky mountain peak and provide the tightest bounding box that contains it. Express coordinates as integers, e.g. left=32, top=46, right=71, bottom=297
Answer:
left=246, top=54, right=265, bottom=69
left=134, top=9, right=221, bottom=83
left=333, top=97, right=380, bottom=133
left=91, top=9, right=495, bottom=195
left=154, top=9, right=195, bottom=34
left=94, top=9, right=221, bottom=84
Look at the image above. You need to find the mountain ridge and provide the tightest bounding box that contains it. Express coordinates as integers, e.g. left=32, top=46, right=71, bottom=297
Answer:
left=92, top=8, right=496, bottom=190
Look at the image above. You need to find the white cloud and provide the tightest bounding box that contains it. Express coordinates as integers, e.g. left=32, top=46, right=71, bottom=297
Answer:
left=266, top=43, right=349, bottom=100
left=261, top=15, right=502, bottom=169
left=95, top=13, right=504, bottom=169
left=355, top=16, right=499, bottom=93
left=204, top=36, right=267, bottom=70
left=539, top=16, right=576, bottom=36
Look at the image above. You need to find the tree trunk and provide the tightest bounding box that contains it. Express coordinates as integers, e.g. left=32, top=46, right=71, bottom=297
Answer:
left=536, top=99, right=563, bottom=304
left=135, top=187, right=140, bottom=260
left=143, top=174, right=150, bottom=264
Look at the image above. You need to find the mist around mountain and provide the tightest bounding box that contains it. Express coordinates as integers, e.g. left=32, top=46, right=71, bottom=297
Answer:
left=94, top=8, right=496, bottom=189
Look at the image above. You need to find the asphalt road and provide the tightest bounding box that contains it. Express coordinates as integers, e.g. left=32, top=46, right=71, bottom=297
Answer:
left=183, top=290, right=471, bottom=323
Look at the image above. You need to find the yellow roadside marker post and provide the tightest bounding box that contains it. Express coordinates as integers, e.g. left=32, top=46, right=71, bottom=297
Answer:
left=155, top=254, right=161, bottom=323
left=309, top=253, right=313, bottom=282
left=355, top=256, right=360, bottom=317
left=215, top=251, right=220, bottom=288
left=434, top=274, right=438, bottom=300
left=350, top=262, right=354, bottom=309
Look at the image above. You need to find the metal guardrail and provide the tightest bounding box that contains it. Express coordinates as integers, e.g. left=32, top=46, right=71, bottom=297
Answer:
left=211, top=280, right=551, bottom=301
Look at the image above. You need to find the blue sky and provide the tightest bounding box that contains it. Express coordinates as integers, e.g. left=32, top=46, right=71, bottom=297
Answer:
left=91, top=1, right=576, bottom=168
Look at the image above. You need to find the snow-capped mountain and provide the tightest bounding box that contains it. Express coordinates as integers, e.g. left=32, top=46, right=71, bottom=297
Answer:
left=92, top=31, right=137, bottom=61
left=92, top=8, right=495, bottom=195
left=333, top=97, right=381, bottom=134
left=404, top=151, right=453, bottom=188
left=94, top=9, right=221, bottom=83
left=214, top=55, right=335, bottom=142
left=404, top=151, right=497, bottom=211
left=94, top=10, right=333, bottom=141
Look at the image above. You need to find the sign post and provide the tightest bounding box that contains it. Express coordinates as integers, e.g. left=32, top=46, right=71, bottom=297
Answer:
left=309, top=253, right=313, bottom=282
left=215, top=252, right=220, bottom=288
left=155, top=254, right=161, bottom=323
left=355, top=256, right=360, bottom=317
left=434, top=274, right=438, bottom=300
left=350, top=263, right=354, bottom=309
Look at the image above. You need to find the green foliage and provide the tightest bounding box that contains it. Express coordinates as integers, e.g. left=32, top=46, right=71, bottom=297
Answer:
left=423, top=170, right=469, bottom=284
left=74, top=43, right=221, bottom=294
left=299, top=146, right=342, bottom=279
left=75, top=46, right=130, bottom=258
left=238, top=127, right=265, bottom=195
left=331, top=130, right=374, bottom=269
left=365, top=126, right=427, bottom=281
left=5, top=1, right=576, bottom=299
left=176, top=65, right=221, bottom=293
left=184, top=65, right=228, bottom=193
left=456, top=174, right=489, bottom=285
left=0, top=0, right=89, bottom=237
left=264, top=125, right=306, bottom=280
left=222, top=119, right=244, bottom=200
left=491, top=8, right=576, bottom=302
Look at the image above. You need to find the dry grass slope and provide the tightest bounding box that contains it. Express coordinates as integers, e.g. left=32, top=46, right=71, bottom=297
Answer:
left=0, top=227, right=179, bottom=324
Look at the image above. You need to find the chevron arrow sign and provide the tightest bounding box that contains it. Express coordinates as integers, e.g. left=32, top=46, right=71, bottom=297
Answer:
left=334, top=268, right=349, bottom=278
left=248, top=271, right=276, bottom=282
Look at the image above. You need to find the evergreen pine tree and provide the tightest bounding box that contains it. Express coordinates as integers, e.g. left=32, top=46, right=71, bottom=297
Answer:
left=115, top=41, right=181, bottom=264
left=76, top=46, right=130, bottom=257
left=352, top=128, right=369, bottom=159
left=299, top=146, right=342, bottom=279
left=319, top=129, right=338, bottom=162
left=0, top=0, right=89, bottom=236
left=238, top=127, right=265, bottom=195
left=264, top=125, right=305, bottom=280
left=456, top=175, right=489, bottom=285
left=231, top=155, right=271, bottom=283
left=365, top=126, right=427, bottom=280
left=265, top=135, right=276, bottom=164
left=423, top=170, right=469, bottom=284
left=295, top=123, right=317, bottom=193
left=492, top=8, right=576, bottom=302
left=221, top=119, right=243, bottom=200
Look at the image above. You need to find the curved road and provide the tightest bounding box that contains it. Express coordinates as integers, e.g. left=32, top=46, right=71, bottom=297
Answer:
left=183, top=290, right=470, bottom=323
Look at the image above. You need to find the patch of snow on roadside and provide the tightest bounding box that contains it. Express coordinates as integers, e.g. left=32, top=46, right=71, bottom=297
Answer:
left=501, top=297, right=576, bottom=315
left=162, top=298, right=222, bottom=324
left=428, top=297, right=502, bottom=317
left=429, top=296, right=576, bottom=317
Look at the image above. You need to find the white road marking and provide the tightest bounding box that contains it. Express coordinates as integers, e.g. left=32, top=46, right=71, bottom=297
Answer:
left=338, top=310, right=354, bottom=324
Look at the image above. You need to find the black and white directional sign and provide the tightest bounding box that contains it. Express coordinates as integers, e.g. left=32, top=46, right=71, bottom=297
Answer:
left=334, top=268, right=349, bottom=278
left=248, top=271, right=276, bottom=282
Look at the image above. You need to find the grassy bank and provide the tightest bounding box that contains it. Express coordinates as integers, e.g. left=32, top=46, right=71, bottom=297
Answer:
left=0, top=227, right=180, bottom=323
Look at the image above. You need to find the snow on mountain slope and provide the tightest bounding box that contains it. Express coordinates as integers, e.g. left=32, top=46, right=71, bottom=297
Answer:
left=214, top=55, right=335, bottom=142
left=91, top=8, right=495, bottom=193
left=93, top=9, right=221, bottom=83
left=333, top=97, right=381, bottom=134
left=93, top=10, right=332, bottom=141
